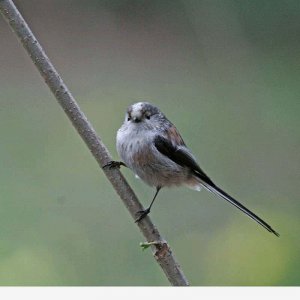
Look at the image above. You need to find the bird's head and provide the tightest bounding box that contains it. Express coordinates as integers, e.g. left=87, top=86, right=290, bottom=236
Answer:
left=125, top=102, right=162, bottom=125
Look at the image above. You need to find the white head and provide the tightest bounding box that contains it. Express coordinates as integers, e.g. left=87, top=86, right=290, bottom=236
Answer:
left=125, top=102, right=162, bottom=124
left=130, top=102, right=145, bottom=122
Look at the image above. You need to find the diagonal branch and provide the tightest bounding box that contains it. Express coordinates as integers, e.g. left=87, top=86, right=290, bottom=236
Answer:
left=0, top=0, right=189, bottom=286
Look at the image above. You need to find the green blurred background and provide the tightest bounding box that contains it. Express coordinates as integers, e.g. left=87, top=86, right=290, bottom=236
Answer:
left=0, top=0, right=299, bottom=286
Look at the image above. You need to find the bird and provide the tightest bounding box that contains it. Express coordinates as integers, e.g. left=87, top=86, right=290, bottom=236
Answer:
left=108, top=101, right=279, bottom=237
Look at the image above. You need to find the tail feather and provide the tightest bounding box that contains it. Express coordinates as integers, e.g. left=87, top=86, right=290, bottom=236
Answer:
left=201, top=182, right=279, bottom=237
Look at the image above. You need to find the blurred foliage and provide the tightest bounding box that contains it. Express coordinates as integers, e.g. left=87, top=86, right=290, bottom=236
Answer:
left=0, top=0, right=299, bottom=285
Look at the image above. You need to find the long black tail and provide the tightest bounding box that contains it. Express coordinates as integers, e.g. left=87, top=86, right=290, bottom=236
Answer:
left=201, top=182, right=279, bottom=237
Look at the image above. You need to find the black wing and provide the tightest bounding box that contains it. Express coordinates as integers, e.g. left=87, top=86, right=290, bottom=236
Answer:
left=154, top=135, right=215, bottom=187
left=154, top=135, right=279, bottom=237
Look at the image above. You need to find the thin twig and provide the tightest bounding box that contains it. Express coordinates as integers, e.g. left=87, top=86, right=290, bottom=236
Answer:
left=0, top=0, right=189, bottom=286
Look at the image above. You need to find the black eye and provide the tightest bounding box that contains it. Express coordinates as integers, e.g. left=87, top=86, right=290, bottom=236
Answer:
left=146, top=115, right=151, bottom=120
left=127, top=116, right=131, bottom=121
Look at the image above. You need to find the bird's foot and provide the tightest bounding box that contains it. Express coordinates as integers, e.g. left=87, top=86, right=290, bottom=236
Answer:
left=102, top=161, right=126, bottom=169
left=135, top=208, right=150, bottom=223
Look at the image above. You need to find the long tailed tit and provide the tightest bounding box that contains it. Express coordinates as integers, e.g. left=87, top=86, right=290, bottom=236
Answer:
left=110, top=102, right=279, bottom=236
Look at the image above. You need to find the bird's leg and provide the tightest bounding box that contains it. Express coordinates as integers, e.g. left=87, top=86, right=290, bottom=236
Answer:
left=102, top=161, right=127, bottom=169
left=135, top=186, right=161, bottom=223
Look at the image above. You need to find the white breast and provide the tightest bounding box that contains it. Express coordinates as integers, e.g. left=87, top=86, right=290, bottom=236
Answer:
left=116, top=123, right=154, bottom=168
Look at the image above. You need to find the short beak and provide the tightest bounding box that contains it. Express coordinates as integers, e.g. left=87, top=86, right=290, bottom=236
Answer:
left=133, top=117, right=141, bottom=123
